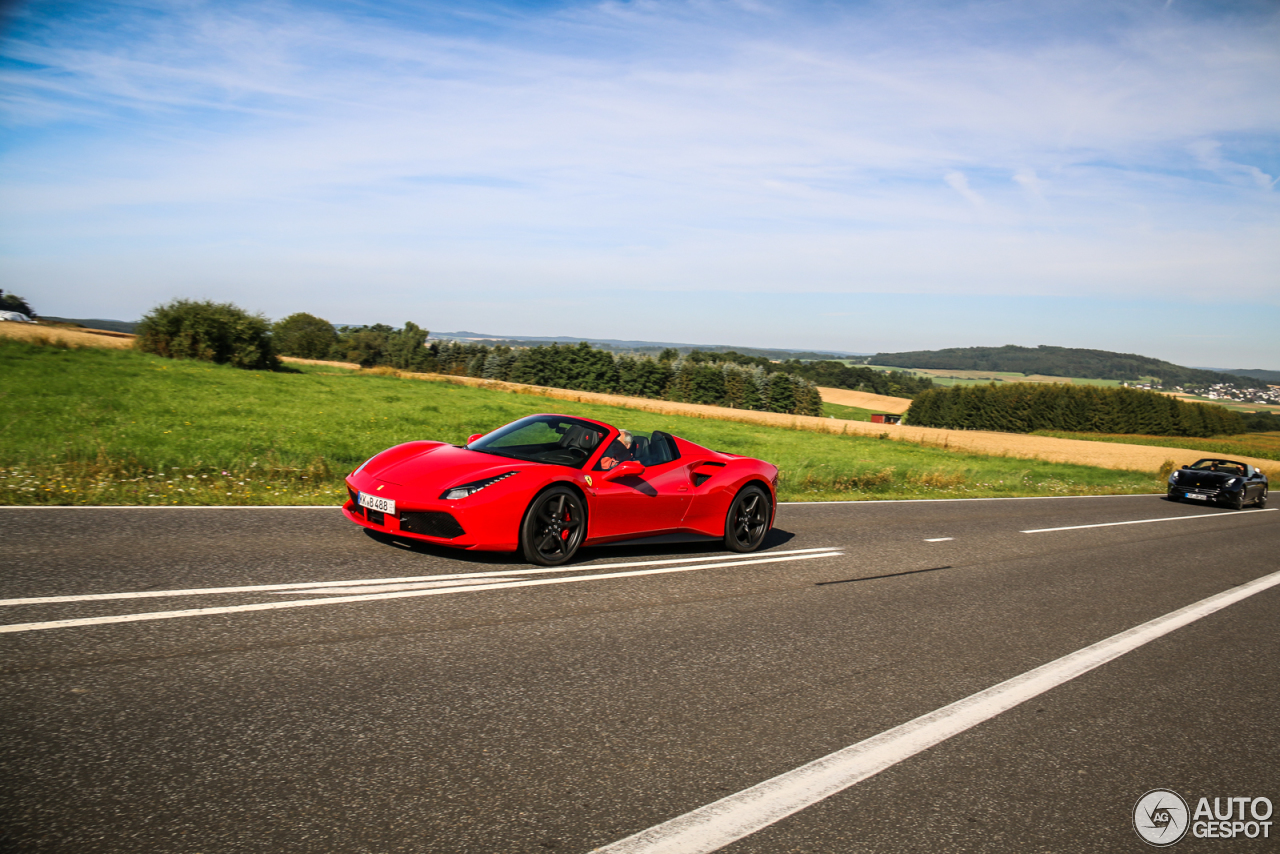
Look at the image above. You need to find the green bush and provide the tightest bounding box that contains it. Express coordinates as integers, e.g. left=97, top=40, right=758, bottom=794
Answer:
left=272, top=312, right=338, bottom=359
left=135, top=299, right=279, bottom=370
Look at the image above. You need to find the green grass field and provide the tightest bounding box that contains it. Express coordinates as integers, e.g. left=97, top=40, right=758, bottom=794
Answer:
left=0, top=337, right=1164, bottom=505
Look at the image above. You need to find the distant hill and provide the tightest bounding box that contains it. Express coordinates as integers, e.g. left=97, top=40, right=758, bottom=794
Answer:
left=430, top=331, right=867, bottom=362
left=871, top=345, right=1265, bottom=390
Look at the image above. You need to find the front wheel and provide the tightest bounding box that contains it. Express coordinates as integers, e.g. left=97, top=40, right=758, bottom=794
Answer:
left=520, top=486, right=586, bottom=566
left=1165, top=489, right=1180, bottom=503
left=1256, top=487, right=1267, bottom=509
left=724, top=485, right=771, bottom=553
left=1230, top=490, right=1246, bottom=511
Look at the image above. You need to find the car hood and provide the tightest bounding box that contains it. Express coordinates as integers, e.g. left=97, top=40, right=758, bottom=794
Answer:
left=371, top=444, right=537, bottom=490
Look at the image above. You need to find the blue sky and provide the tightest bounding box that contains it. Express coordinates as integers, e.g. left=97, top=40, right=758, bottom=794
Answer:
left=2, top=0, right=1277, bottom=367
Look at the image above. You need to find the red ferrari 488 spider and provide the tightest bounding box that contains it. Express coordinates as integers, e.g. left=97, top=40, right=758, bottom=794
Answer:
left=343, top=413, right=779, bottom=565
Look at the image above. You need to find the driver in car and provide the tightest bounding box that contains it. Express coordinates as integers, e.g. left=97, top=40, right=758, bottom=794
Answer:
left=597, top=430, right=635, bottom=471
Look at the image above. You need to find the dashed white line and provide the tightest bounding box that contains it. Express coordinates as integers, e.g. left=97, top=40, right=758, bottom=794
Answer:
left=923, top=537, right=953, bottom=542
left=0, top=550, right=844, bottom=634
left=591, top=567, right=1280, bottom=854
left=1022, top=507, right=1274, bottom=533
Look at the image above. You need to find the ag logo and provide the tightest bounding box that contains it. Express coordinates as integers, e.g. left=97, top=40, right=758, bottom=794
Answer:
left=1135, top=789, right=1190, bottom=847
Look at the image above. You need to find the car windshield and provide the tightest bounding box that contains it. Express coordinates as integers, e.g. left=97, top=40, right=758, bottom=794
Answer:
left=467, top=415, right=608, bottom=469
left=1188, top=459, right=1245, bottom=475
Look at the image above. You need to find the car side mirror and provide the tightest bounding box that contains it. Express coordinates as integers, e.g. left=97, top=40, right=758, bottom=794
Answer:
left=602, top=460, right=645, bottom=480
left=467, top=433, right=484, bottom=445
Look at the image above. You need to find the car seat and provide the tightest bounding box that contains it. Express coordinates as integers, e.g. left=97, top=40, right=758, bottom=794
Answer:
left=560, top=425, right=599, bottom=451
left=632, top=435, right=651, bottom=465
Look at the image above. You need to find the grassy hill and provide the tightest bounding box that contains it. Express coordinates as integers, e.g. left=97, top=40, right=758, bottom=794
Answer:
left=871, top=345, right=1265, bottom=390
left=0, top=336, right=1161, bottom=506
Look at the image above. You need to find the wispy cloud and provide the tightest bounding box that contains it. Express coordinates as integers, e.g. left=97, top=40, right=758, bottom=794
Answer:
left=944, top=171, right=984, bottom=208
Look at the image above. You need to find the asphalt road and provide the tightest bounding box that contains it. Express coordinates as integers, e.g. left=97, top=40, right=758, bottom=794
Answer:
left=1, top=496, right=1277, bottom=853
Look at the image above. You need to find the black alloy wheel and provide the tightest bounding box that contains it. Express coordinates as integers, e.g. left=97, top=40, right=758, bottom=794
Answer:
left=1231, top=489, right=1246, bottom=511
left=520, top=486, right=586, bottom=566
left=724, top=485, right=771, bottom=553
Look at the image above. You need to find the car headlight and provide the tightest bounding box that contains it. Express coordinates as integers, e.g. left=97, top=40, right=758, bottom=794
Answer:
left=1168, top=471, right=1180, bottom=484
left=441, top=471, right=518, bottom=500
left=1227, top=477, right=1242, bottom=488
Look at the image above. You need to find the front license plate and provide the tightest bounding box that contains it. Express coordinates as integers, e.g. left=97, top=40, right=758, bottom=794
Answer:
left=358, top=491, right=396, bottom=515
left=1185, top=493, right=1208, bottom=501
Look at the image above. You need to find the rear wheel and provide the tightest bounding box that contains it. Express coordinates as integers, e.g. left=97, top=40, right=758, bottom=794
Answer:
left=724, top=485, right=771, bottom=553
left=520, top=486, right=586, bottom=566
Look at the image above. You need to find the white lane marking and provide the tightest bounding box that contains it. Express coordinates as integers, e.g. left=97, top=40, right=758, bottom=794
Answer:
left=0, top=547, right=842, bottom=607
left=1023, top=507, right=1275, bottom=533
left=923, top=538, right=953, bottom=542
left=591, top=568, right=1280, bottom=854
left=0, top=551, right=843, bottom=634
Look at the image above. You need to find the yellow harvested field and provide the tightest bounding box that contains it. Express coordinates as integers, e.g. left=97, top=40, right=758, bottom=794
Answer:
left=0, top=322, right=136, bottom=348
left=817, top=387, right=912, bottom=414
left=281, top=356, right=361, bottom=370
left=1021, top=374, right=1076, bottom=384
left=0, top=326, right=364, bottom=368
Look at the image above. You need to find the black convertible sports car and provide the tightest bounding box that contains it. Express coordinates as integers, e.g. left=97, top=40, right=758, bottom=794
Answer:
left=1167, top=458, right=1268, bottom=510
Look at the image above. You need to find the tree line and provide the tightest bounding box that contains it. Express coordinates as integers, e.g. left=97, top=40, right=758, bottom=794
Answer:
left=906, top=383, right=1249, bottom=437
left=133, top=302, right=826, bottom=416
left=351, top=334, right=827, bottom=418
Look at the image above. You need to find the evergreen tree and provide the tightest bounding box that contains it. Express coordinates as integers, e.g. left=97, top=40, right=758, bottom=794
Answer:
left=765, top=372, right=797, bottom=413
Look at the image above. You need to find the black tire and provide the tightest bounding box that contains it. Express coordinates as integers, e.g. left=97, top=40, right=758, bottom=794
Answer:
left=1256, top=487, right=1267, bottom=509
left=1230, top=490, right=1246, bottom=511
left=520, top=486, right=586, bottom=566
left=724, top=485, right=771, bottom=553
left=1165, top=489, right=1180, bottom=503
